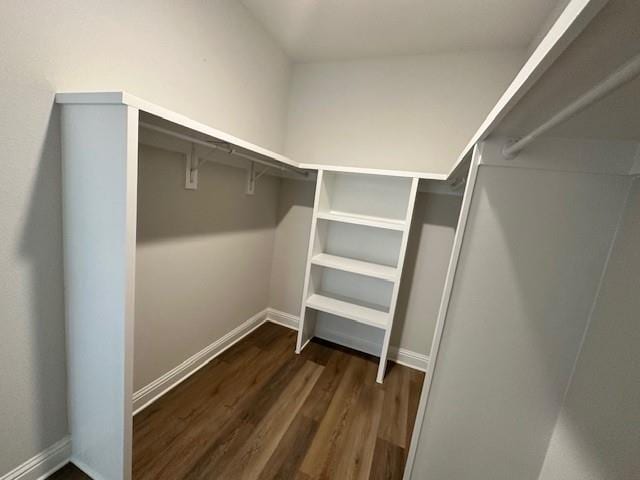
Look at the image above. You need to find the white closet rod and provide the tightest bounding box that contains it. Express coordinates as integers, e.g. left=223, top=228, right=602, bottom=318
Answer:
left=140, top=122, right=308, bottom=177
left=504, top=52, right=640, bottom=158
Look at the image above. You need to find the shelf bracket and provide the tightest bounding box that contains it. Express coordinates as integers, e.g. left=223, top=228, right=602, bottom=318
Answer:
left=246, top=161, right=256, bottom=195
left=185, top=144, right=199, bottom=190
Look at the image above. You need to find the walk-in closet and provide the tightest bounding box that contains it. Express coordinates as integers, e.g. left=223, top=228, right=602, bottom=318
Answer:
left=3, top=1, right=639, bottom=480
left=56, top=92, right=463, bottom=479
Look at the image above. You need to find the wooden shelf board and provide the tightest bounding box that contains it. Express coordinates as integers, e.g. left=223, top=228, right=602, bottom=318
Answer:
left=311, top=253, right=397, bottom=282
left=306, top=293, right=389, bottom=329
left=316, top=210, right=406, bottom=231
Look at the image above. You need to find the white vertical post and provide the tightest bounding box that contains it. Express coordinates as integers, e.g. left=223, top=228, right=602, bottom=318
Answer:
left=376, top=177, right=420, bottom=383
left=403, top=145, right=482, bottom=479
left=61, top=103, right=138, bottom=480
left=296, top=170, right=324, bottom=352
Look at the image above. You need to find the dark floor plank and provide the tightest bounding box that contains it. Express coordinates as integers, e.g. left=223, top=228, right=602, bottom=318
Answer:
left=299, top=355, right=370, bottom=479
left=369, top=439, right=406, bottom=480
left=124, top=323, right=423, bottom=480
left=298, top=348, right=350, bottom=422
left=179, top=353, right=311, bottom=479
left=46, top=464, right=91, bottom=480
left=333, top=384, right=385, bottom=480
left=258, top=415, right=319, bottom=480
left=134, top=332, right=298, bottom=479
left=217, top=361, right=323, bottom=479
left=406, top=369, right=425, bottom=449
left=378, top=364, right=410, bottom=448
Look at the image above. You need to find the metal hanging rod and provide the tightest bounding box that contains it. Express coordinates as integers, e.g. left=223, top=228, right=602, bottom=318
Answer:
left=503, top=52, right=640, bottom=158
left=139, top=122, right=308, bottom=177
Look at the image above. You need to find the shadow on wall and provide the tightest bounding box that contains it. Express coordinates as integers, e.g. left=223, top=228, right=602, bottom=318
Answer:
left=274, top=177, right=315, bottom=228
left=17, top=102, right=68, bottom=455
left=440, top=165, right=630, bottom=478
left=136, top=145, right=279, bottom=243
left=392, top=192, right=461, bottom=352
left=539, top=178, right=640, bottom=479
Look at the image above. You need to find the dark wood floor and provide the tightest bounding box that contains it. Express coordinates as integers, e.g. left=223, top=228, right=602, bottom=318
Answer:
left=49, top=322, right=424, bottom=480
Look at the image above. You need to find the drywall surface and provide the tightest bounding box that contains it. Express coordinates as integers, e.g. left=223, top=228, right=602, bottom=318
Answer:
left=410, top=165, right=630, bottom=480
left=269, top=180, right=460, bottom=356
left=537, top=178, right=640, bottom=480
left=135, top=146, right=278, bottom=391
left=269, top=179, right=317, bottom=316
left=284, top=51, right=525, bottom=174
left=393, top=192, right=462, bottom=353
left=0, top=0, right=289, bottom=474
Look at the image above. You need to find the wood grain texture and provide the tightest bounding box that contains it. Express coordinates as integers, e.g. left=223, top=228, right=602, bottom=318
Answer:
left=48, top=323, right=424, bottom=480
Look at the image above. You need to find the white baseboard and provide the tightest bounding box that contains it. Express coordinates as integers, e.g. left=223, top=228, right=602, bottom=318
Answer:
left=265, top=308, right=299, bottom=330
left=132, top=308, right=269, bottom=414
left=0, top=436, right=71, bottom=480
left=266, top=308, right=429, bottom=372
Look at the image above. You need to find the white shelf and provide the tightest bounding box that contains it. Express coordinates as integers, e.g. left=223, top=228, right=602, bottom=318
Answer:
left=317, top=210, right=406, bottom=231
left=306, top=293, right=389, bottom=329
left=311, top=253, right=397, bottom=282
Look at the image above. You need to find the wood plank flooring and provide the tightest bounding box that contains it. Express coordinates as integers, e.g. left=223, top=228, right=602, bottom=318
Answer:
left=48, top=322, right=424, bottom=480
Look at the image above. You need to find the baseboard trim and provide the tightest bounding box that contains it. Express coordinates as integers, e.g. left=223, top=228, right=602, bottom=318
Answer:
left=265, top=308, right=299, bottom=330
left=0, top=436, right=71, bottom=480
left=266, top=308, right=429, bottom=372
left=132, top=308, right=269, bottom=415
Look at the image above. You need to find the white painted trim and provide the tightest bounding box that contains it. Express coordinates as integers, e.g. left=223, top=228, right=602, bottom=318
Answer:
left=390, top=347, right=430, bottom=372
left=403, top=143, right=483, bottom=480
left=266, top=309, right=429, bottom=371
left=266, top=308, right=299, bottom=330
left=132, top=309, right=268, bottom=415
left=0, top=437, right=71, bottom=480
left=297, top=163, right=447, bottom=181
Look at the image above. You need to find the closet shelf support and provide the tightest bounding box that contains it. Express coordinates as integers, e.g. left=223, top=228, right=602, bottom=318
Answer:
left=140, top=122, right=309, bottom=189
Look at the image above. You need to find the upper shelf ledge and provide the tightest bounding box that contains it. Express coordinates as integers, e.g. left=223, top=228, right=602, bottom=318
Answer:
left=55, top=91, right=448, bottom=181
left=55, top=91, right=299, bottom=170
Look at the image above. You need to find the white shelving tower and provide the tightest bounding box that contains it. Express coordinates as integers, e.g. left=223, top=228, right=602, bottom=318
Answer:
left=296, top=169, right=419, bottom=383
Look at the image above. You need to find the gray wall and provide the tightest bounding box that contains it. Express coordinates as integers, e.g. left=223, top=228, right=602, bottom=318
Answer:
left=410, top=165, right=631, bottom=480
left=538, top=178, right=640, bottom=480
left=135, top=146, right=279, bottom=391
left=269, top=179, right=317, bottom=316
left=284, top=51, right=525, bottom=174
left=268, top=179, right=461, bottom=356
left=393, top=192, right=462, bottom=353
left=0, top=0, right=289, bottom=474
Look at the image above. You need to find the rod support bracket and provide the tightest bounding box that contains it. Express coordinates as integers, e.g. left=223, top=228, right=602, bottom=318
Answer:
left=502, top=139, right=518, bottom=159
left=246, top=161, right=256, bottom=195
left=185, top=144, right=199, bottom=190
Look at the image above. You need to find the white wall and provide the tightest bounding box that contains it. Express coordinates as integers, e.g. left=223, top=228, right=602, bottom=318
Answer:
left=0, top=0, right=289, bottom=474
left=410, top=159, right=632, bottom=480
left=538, top=178, right=640, bottom=480
left=135, top=146, right=279, bottom=391
left=268, top=179, right=461, bottom=356
left=284, top=51, right=525, bottom=174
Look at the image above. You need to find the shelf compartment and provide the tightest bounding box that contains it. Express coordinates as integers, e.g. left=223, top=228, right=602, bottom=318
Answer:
left=306, top=293, right=389, bottom=329
left=311, top=253, right=398, bottom=282
left=318, top=171, right=413, bottom=221
left=316, top=210, right=406, bottom=231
